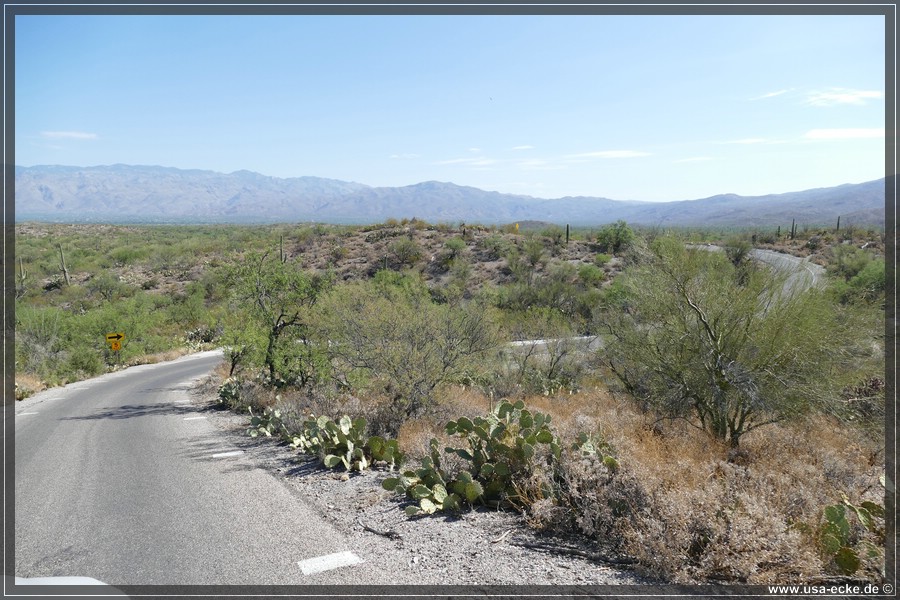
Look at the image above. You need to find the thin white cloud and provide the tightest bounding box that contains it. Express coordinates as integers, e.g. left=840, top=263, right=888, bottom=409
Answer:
left=805, top=88, right=883, bottom=106
left=511, top=145, right=534, bottom=151
left=389, top=153, right=419, bottom=159
left=41, top=131, right=98, bottom=140
left=751, top=89, right=789, bottom=100
left=467, top=147, right=482, bottom=153
left=804, top=128, right=884, bottom=140
left=563, top=150, right=651, bottom=159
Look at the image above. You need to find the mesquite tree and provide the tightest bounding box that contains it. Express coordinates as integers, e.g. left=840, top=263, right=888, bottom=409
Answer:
left=316, top=272, right=497, bottom=425
left=596, top=237, right=867, bottom=447
left=224, top=251, right=331, bottom=386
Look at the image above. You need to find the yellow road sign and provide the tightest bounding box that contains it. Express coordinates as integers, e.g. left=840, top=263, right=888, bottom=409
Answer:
left=105, top=332, right=125, bottom=343
left=110, top=340, right=122, bottom=352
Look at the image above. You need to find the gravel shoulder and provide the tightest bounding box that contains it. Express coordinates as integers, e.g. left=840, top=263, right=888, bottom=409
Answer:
left=189, top=382, right=657, bottom=586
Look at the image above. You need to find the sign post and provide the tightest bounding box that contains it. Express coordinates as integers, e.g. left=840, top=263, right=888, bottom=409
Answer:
left=105, top=333, right=125, bottom=365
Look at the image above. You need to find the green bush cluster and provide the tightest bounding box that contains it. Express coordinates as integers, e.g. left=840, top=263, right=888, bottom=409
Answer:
left=594, top=220, right=635, bottom=255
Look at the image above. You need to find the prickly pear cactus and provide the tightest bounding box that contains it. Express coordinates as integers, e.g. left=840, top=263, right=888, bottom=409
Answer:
left=277, top=412, right=404, bottom=473
left=817, top=478, right=886, bottom=577
left=444, top=400, right=562, bottom=506
left=247, top=405, right=289, bottom=440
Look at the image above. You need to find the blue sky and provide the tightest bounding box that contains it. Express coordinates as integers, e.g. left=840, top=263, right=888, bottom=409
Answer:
left=15, top=13, right=886, bottom=201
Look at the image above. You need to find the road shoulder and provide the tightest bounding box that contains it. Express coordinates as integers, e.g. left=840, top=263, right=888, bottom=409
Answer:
left=188, top=380, right=654, bottom=586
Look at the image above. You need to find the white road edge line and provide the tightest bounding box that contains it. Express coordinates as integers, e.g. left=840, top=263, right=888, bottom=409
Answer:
left=17, top=412, right=39, bottom=416
left=183, top=416, right=207, bottom=420
left=211, top=450, right=244, bottom=458
left=298, top=551, right=364, bottom=575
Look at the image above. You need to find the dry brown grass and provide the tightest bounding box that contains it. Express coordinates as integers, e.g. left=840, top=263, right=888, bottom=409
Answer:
left=414, top=385, right=885, bottom=584
left=397, top=419, right=440, bottom=458
left=127, top=347, right=194, bottom=366
left=14, top=373, right=46, bottom=399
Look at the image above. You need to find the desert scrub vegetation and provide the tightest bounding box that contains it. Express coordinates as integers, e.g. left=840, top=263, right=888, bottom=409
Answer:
left=16, top=219, right=886, bottom=585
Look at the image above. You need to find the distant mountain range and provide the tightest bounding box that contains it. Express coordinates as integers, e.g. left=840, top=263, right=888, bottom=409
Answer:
left=13, top=164, right=887, bottom=227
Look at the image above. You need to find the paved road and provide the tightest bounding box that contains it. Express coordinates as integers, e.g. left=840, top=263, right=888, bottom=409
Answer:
left=748, top=248, right=825, bottom=294
left=13, top=350, right=393, bottom=587
left=691, top=245, right=826, bottom=295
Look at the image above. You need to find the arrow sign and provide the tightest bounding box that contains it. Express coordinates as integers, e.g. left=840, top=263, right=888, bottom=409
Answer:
left=105, top=332, right=125, bottom=342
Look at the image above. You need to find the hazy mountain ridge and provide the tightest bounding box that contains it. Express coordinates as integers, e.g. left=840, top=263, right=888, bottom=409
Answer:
left=14, top=164, right=887, bottom=227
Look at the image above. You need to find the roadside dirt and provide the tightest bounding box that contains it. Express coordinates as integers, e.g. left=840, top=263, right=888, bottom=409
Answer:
left=189, top=381, right=656, bottom=586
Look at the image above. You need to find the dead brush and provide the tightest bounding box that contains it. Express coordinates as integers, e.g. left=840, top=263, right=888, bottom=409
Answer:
left=397, top=418, right=441, bottom=460
left=491, top=386, right=876, bottom=584
left=14, top=373, right=45, bottom=399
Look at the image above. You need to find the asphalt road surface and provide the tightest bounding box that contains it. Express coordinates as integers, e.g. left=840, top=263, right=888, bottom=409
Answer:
left=692, top=245, right=825, bottom=295
left=13, top=350, right=396, bottom=587
left=748, top=248, right=825, bottom=294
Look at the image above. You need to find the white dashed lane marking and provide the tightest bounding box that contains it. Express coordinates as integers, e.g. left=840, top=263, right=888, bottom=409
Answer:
left=211, top=450, right=244, bottom=458
left=17, top=412, right=39, bottom=416
left=183, top=416, right=207, bottom=421
left=297, top=551, right=364, bottom=575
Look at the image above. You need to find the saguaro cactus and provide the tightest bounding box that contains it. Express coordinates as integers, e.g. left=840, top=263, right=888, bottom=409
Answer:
left=57, top=244, right=70, bottom=286
left=16, top=258, right=27, bottom=298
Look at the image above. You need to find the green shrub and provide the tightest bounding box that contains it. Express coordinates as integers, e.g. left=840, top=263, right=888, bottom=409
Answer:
left=65, top=349, right=105, bottom=377
left=540, top=226, right=565, bottom=248
left=848, top=259, right=885, bottom=304
left=316, top=280, right=496, bottom=427
left=479, top=234, right=509, bottom=260
left=577, top=264, right=605, bottom=288
left=389, top=237, right=423, bottom=267
left=330, top=245, right=348, bottom=262
left=594, top=253, right=612, bottom=267
left=595, top=221, right=635, bottom=254
left=444, top=237, right=467, bottom=259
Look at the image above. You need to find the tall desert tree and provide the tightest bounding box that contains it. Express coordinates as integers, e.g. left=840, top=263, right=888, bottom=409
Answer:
left=597, top=237, right=868, bottom=447
left=317, top=275, right=498, bottom=422
left=224, top=251, right=331, bottom=385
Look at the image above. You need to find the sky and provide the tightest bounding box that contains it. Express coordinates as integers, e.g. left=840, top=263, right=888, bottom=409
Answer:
left=14, top=12, right=887, bottom=202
